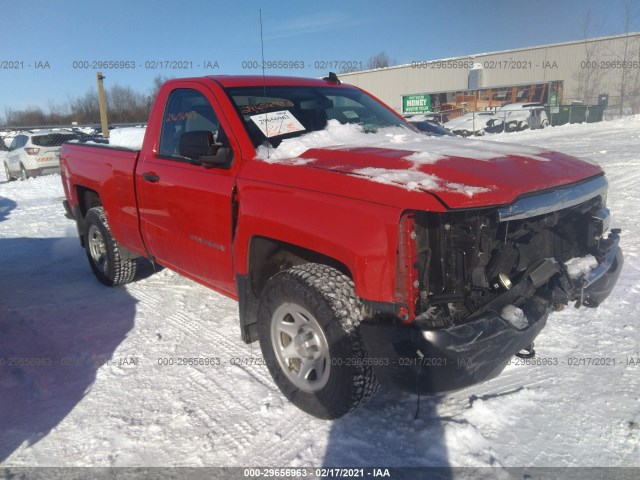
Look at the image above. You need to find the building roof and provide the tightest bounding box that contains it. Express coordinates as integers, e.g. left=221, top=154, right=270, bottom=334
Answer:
left=339, top=31, right=640, bottom=77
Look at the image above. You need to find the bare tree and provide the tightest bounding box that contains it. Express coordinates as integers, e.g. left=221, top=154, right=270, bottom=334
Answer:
left=47, top=98, right=69, bottom=125
left=367, top=51, right=394, bottom=70
left=574, top=11, right=606, bottom=103
left=2, top=76, right=175, bottom=127
left=613, top=0, right=640, bottom=114
left=3, top=106, right=47, bottom=127
left=69, top=89, right=100, bottom=124
left=150, top=75, right=171, bottom=100
left=623, top=0, right=640, bottom=113
left=107, top=84, right=148, bottom=123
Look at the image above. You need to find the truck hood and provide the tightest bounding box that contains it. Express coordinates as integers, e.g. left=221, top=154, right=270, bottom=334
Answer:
left=249, top=134, right=603, bottom=210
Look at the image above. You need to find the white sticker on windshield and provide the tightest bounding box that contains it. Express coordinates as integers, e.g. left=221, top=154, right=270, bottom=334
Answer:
left=343, top=110, right=359, bottom=119
left=249, top=110, right=306, bottom=138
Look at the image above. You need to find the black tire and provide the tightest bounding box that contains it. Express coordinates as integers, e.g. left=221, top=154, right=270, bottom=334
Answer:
left=4, top=162, right=15, bottom=181
left=84, top=207, right=137, bottom=286
left=257, top=263, right=379, bottom=419
left=19, top=164, right=29, bottom=181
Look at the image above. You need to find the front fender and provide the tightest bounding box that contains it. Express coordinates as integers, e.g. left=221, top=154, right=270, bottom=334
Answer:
left=233, top=180, right=401, bottom=302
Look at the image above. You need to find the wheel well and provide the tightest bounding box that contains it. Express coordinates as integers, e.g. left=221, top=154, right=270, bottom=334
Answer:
left=237, top=236, right=353, bottom=344
left=249, top=236, right=352, bottom=298
left=76, top=186, right=102, bottom=219
left=72, top=186, right=102, bottom=247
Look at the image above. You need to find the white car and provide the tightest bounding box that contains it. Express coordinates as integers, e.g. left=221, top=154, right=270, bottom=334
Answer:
left=4, top=129, right=79, bottom=181
left=495, top=103, right=550, bottom=131
left=443, top=111, right=504, bottom=136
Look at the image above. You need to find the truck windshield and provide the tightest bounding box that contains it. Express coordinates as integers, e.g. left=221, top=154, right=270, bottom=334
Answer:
left=224, top=85, right=410, bottom=148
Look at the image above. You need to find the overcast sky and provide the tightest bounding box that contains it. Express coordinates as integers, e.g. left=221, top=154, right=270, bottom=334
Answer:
left=0, top=0, right=637, bottom=116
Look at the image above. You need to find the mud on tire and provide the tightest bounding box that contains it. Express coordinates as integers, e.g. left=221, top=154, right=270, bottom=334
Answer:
left=84, top=207, right=137, bottom=286
left=257, top=263, right=379, bottom=419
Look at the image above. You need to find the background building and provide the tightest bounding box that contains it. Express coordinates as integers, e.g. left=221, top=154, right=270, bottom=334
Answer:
left=339, top=32, right=640, bottom=118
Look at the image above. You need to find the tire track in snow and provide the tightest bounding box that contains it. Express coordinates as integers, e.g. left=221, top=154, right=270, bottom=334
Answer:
left=126, top=275, right=326, bottom=466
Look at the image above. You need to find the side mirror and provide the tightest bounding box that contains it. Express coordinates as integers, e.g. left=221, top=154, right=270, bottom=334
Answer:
left=178, top=130, right=226, bottom=166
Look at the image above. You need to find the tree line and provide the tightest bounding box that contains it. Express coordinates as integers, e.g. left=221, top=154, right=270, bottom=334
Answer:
left=1, top=51, right=397, bottom=128
left=1, top=50, right=399, bottom=128
left=1, top=76, right=169, bottom=128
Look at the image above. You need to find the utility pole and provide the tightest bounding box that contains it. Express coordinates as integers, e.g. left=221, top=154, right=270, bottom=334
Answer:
left=97, top=72, right=109, bottom=138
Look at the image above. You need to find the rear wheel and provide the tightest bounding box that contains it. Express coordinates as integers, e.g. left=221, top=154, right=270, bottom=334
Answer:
left=4, top=162, right=15, bottom=181
left=257, top=263, right=379, bottom=419
left=84, top=207, right=137, bottom=286
left=19, top=164, right=28, bottom=181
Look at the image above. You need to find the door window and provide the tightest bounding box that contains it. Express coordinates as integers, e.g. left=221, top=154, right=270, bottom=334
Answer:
left=159, top=89, right=232, bottom=166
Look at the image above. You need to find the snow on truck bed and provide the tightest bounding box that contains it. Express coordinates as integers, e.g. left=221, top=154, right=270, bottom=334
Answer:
left=107, top=127, right=146, bottom=149
left=1, top=116, right=639, bottom=469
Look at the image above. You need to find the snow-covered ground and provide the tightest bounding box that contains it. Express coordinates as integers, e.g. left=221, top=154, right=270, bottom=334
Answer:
left=0, top=117, right=639, bottom=469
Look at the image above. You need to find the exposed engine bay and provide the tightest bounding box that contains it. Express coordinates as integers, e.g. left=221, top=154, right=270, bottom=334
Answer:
left=413, top=176, right=621, bottom=328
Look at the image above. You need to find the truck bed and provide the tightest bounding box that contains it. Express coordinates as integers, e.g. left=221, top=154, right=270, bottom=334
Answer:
left=60, top=142, right=146, bottom=256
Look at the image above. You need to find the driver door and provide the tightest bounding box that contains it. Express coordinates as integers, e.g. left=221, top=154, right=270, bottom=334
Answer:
left=136, top=86, right=237, bottom=296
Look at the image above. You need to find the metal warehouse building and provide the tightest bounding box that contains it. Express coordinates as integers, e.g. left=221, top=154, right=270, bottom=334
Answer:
left=339, top=32, right=640, bottom=116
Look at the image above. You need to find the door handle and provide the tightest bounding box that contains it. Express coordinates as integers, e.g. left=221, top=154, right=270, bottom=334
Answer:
left=143, top=172, right=159, bottom=183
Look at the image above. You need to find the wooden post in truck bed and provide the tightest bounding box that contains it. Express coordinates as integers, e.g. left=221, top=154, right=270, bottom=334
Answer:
left=96, top=71, right=109, bottom=139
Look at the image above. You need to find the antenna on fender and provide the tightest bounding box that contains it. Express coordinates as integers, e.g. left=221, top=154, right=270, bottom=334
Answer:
left=259, top=10, right=270, bottom=159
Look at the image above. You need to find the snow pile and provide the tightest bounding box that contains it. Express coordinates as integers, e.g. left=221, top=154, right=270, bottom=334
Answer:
left=404, top=151, right=442, bottom=164
left=255, top=120, right=397, bottom=161
left=255, top=119, right=553, bottom=163
left=500, top=305, right=528, bottom=329
left=564, top=254, right=599, bottom=279
left=353, top=167, right=492, bottom=197
left=108, top=127, right=146, bottom=150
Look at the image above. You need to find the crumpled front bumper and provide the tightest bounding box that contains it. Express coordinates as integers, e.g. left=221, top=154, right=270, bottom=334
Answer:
left=360, top=299, right=548, bottom=394
left=360, top=232, right=623, bottom=395
left=574, top=233, right=623, bottom=308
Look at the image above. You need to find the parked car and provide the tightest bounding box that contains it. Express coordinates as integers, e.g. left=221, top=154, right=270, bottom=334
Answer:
left=407, top=119, right=456, bottom=136
left=443, top=111, right=504, bottom=136
left=404, top=113, right=444, bottom=124
left=4, top=129, right=80, bottom=181
left=61, top=75, right=622, bottom=419
left=496, top=103, right=550, bottom=131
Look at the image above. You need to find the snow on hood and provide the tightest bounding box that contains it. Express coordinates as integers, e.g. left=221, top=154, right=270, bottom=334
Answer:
left=256, top=120, right=552, bottom=164
left=353, top=167, right=492, bottom=198
left=251, top=120, right=592, bottom=202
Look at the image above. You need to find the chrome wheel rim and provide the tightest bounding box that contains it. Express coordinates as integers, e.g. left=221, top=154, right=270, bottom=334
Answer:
left=88, top=224, right=108, bottom=274
left=270, top=303, right=331, bottom=392
left=20, top=166, right=27, bottom=180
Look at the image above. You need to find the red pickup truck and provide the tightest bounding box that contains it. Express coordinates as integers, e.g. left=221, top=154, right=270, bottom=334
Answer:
left=60, top=75, right=623, bottom=419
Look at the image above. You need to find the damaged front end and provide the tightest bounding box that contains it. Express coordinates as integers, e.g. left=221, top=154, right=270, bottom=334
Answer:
left=361, top=175, right=623, bottom=394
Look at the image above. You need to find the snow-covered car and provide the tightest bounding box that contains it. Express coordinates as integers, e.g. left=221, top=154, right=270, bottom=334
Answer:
left=408, top=119, right=456, bottom=136
left=4, top=129, right=80, bottom=181
left=404, top=113, right=444, bottom=124
left=496, top=103, right=549, bottom=131
left=443, top=111, right=504, bottom=136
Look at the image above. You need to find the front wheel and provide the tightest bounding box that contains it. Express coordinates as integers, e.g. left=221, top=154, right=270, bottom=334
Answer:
left=84, top=207, right=137, bottom=286
left=257, top=264, right=379, bottom=419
